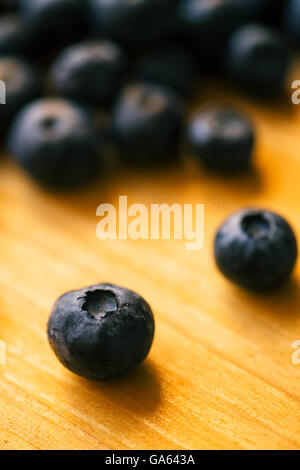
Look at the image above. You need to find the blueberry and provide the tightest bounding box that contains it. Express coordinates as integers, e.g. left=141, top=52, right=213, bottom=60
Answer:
left=7, top=98, right=103, bottom=189
left=134, top=43, right=198, bottom=98
left=20, top=0, right=86, bottom=44
left=284, top=0, right=300, bottom=46
left=224, top=23, right=290, bottom=97
left=0, top=0, right=19, bottom=12
left=88, top=0, right=180, bottom=49
left=51, top=40, right=127, bottom=107
left=0, top=57, right=40, bottom=132
left=214, top=208, right=298, bottom=291
left=47, top=283, right=155, bottom=381
left=241, top=0, right=267, bottom=17
left=112, top=83, right=184, bottom=166
left=0, top=14, right=33, bottom=56
left=179, top=0, right=248, bottom=64
left=241, top=0, right=284, bottom=23
left=187, top=106, right=255, bottom=172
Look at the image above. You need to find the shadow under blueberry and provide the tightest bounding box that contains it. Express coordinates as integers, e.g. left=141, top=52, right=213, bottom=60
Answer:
left=229, top=277, right=300, bottom=326
left=203, top=77, right=297, bottom=120
left=48, top=161, right=187, bottom=217
left=202, top=164, right=262, bottom=195
left=70, top=360, right=161, bottom=417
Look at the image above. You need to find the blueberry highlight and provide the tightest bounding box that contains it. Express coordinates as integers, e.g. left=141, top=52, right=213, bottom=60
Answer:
left=51, top=40, right=127, bottom=107
left=0, top=14, right=32, bottom=56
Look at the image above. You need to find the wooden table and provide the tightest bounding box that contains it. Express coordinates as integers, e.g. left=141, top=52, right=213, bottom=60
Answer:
left=1, top=76, right=300, bottom=450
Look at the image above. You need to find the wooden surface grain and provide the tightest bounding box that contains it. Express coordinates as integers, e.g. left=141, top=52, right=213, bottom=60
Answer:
left=1, top=76, right=300, bottom=450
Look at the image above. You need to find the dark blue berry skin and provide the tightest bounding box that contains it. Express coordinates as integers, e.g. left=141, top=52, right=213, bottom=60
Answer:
left=7, top=98, right=103, bottom=189
left=51, top=40, right=127, bottom=107
left=187, top=107, right=255, bottom=172
left=0, top=0, right=19, bottom=11
left=241, top=0, right=267, bottom=17
left=0, top=57, right=41, bottom=132
left=214, top=209, right=298, bottom=291
left=0, top=15, right=33, bottom=56
left=284, top=0, right=300, bottom=46
left=224, top=24, right=290, bottom=97
left=112, top=83, right=184, bottom=166
left=241, top=1, right=284, bottom=23
left=88, top=0, right=180, bottom=49
left=134, top=43, right=198, bottom=98
left=47, top=283, right=155, bottom=381
left=179, top=0, right=248, bottom=64
left=20, top=0, right=86, bottom=44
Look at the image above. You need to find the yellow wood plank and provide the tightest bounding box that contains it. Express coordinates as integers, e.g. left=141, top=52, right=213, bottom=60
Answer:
left=1, top=77, right=300, bottom=450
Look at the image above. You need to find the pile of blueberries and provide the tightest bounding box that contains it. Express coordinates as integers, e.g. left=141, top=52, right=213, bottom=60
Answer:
left=0, top=1, right=299, bottom=379
left=1, top=0, right=300, bottom=188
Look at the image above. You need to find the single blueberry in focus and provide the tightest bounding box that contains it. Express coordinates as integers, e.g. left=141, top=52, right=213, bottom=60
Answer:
left=20, top=0, right=86, bottom=44
left=284, top=0, right=300, bottom=46
left=187, top=106, right=255, bottom=172
left=112, top=83, right=184, bottom=166
left=0, top=56, right=41, bottom=131
left=179, top=0, right=248, bottom=64
left=224, top=23, right=290, bottom=97
left=47, top=283, right=155, bottom=381
left=8, top=98, right=103, bottom=189
left=134, top=43, right=199, bottom=98
left=51, top=40, right=127, bottom=107
left=88, top=0, right=180, bottom=49
left=214, top=208, right=298, bottom=291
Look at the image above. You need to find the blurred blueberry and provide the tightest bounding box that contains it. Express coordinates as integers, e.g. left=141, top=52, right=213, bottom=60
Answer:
left=51, top=40, right=127, bottom=107
left=88, top=0, right=181, bottom=49
left=179, top=0, right=248, bottom=65
left=187, top=106, right=255, bottom=172
left=20, top=0, right=86, bottom=45
left=284, top=0, right=300, bottom=46
left=8, top=98, right=104, bottom=189
left=0, top=0, right=19, bottom=12
left=0, top=14, right=33, bottom=56
left=134, top=43, right=199, bottom=98
left=112, top=83, right=184, bottom=166
left=0, top=56, right=41, bottom=132
left=224, top=23, right=290, bottom=97
left=241, top=0, right=284, bottom=23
